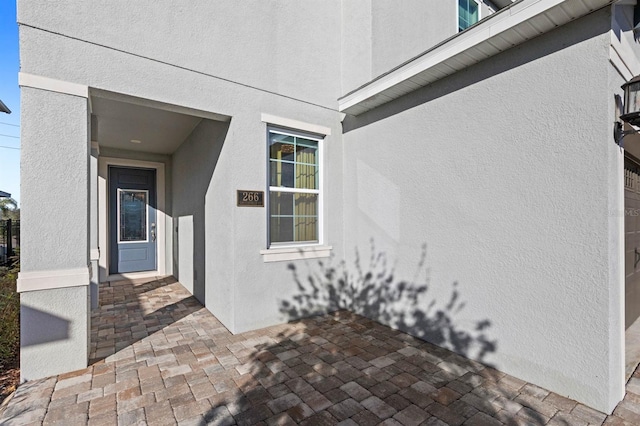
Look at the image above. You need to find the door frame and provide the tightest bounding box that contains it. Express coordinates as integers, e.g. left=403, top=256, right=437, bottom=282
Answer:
left=98, top=157, right=166, bottom=282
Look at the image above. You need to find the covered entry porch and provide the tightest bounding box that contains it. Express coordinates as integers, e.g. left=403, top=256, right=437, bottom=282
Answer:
left=18, top=81, right=231, bottom=382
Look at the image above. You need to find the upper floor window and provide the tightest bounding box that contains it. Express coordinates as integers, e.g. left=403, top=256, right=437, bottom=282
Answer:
left=268, top=128, right=321, bottom=246
left=459, top=0, right=480, bottom=32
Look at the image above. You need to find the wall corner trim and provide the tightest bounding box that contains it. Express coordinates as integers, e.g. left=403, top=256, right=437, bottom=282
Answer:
left=17, top=267, right=91, bottom=293
left=261, top=113, right=332, bottom=136
left=18, top=73, right=89, bottom=99
left=90, top=249, right=100, bottom=261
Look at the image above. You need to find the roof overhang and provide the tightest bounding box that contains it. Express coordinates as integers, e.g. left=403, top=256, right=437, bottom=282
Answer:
left=493, top=0, right=518, bottom=8
left=0, top=99, right=11, bottom=114
left=338, top=0, right=614, bottom=116
left=0, top=191, right=11, bottom=198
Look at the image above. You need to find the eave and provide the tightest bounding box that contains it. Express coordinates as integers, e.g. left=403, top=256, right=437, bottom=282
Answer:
left=338, top=0, right=614, bottom=116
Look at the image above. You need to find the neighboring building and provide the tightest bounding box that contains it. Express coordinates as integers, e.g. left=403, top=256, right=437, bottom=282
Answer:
left=0, top=191, right=10, bottom=198
left=15, top=0, right=640, bottom=413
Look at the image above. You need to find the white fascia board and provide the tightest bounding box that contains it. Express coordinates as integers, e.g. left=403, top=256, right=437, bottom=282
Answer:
left=19, top=73, right=89, bottom=98
left=610, top=32, right=640, bottom=79
left=610, top=43, right=634, bottom=81
left=339, top=0, right=613, bottom=114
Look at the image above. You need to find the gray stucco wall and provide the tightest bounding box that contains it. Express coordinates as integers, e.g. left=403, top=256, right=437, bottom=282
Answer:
left=341, top=8, right=623, bottom=413
left=19, top=1, right=345, bottom=335
left=20, top=88, right=89, bottom=272
left=20, top=87, right=91, bottom=380
left=21, top=287, right=89, bottom=381
left=170, top=112, right=344, bottom=334
left=17, top=0, right=342, bottom=109
left=172, top=119, right=229, bottom=317
left=341, top=0, right=372, bottom=93
left=341, top=0, right=497, bottom=94
left=370, top=1, right=457, bottom=78
left=17, top=0, right=627, bottom=413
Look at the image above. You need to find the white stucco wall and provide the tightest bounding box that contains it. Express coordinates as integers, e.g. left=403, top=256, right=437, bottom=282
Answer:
left=341, top=8, right=623, bottom=413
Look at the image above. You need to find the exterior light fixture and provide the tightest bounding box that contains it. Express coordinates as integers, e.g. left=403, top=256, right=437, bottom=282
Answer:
left=622, top=76, right=640, bottom=126
left=615, top=75, right=640, bottom=145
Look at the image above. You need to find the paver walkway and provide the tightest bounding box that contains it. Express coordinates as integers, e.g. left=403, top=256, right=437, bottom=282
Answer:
left=2, top=277, right=640, bottom=425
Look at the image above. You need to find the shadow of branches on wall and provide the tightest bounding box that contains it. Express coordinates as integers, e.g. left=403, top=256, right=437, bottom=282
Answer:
left=280, top=239, right=496, bottom=363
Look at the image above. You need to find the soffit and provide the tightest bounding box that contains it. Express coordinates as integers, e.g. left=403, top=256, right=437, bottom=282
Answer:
left=91, top=96, right=203, bottom=155
left=339, top=0, right=614, bottom=116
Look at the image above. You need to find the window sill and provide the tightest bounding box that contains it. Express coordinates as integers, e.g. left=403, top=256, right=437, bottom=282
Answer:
left=260, top=245, right=332, bottom=263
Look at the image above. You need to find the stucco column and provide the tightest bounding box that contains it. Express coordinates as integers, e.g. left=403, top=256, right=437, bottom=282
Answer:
left=17, top=83, right=91, bottom=381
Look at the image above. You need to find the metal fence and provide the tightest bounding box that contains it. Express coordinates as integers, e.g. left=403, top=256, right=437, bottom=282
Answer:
left=0, top=219, right=19, bottom=266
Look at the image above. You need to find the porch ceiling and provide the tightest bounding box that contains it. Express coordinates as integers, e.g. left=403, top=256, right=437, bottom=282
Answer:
left=91, top=96, right=202, bottom=155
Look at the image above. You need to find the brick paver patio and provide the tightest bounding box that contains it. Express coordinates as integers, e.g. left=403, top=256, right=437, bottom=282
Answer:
left=2, top=277, right=640, bottom=425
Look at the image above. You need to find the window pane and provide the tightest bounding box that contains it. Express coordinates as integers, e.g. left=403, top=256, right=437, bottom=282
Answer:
left=294, top=193, right=318, bottom=242
left=270, top=216, right=294, bottom=243
left=295, top=216, right=318, bottom=242
left=459, top=0, right=478, bottom=31
left=270, top=161, right=294, bottom=187
left=270, top=134, right=295, bottom=162
left=269, top=192, right=318, bottom=243
left=120, top=190, right=147, bottom=241
left=296, top=163, right=318, bottom=190
left=270, top=191, right=295, bottom=243
left=296, top=144, right=316, bottom=163
left=468, top=1, right=478, bottom=23
left=270, top=191, right=294, bottom=216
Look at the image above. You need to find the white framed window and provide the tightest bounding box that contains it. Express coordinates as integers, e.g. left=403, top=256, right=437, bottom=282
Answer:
left=267, top=127, right=322, bottom=247
left=458, top=0, right=480, bottom=32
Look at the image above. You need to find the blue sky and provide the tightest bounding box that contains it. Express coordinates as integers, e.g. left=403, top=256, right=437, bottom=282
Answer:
left=0, top=1, right=20, bottom=204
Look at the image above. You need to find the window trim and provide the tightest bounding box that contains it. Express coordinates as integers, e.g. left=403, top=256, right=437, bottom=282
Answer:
left=266, top=126, right=324, bottom=249
left=457, top=0, right=481, bottom=32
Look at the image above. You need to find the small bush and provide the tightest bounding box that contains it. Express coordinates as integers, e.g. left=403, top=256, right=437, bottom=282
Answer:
left=0, top=255, right=19, bottom=370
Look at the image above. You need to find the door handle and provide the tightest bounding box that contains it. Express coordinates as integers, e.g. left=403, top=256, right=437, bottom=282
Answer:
left=635, top=247, right=640, bottom=269
left=151, top=223, right=156, bottom=242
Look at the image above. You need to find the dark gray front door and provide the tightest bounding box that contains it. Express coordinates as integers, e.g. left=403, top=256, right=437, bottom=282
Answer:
left=109, top=167, right=157, bottom=274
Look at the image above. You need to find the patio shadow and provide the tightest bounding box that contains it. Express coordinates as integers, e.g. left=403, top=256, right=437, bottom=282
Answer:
left=196, top=241, right=552, bottom=425
left=281, top=240, right=496, bottom=362
left=3, top=271, right=609, bottom=424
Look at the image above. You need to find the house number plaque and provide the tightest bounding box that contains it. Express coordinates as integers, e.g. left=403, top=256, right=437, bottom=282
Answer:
left=237, top=190, right=264, bottom=207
